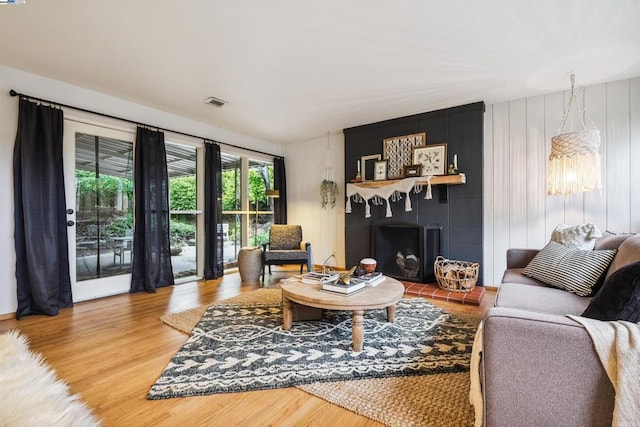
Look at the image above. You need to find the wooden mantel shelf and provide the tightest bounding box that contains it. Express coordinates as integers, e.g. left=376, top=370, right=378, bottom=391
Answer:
left=351, top=173, right=465, bottom=188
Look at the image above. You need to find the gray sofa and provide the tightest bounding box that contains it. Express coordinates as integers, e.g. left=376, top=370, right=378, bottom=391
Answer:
left=482, top=232, right=640, bottom=427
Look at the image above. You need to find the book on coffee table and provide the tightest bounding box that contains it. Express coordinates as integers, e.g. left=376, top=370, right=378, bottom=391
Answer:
left=321, top=280, right=366, bottom=294
left=301, top=272, right=340, bottom=285
left=351, top=272, right=385, bottom=287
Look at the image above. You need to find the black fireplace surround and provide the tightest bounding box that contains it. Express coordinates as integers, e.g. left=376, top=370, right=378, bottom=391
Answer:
left=344, top=101, right=484, bottom=285
left=371, top=222, right=442, bottom=283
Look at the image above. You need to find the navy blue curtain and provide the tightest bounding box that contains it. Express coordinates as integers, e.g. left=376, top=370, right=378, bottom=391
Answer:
left=204, top=142, right=224, bottom=280
left=13, top=98, right=72, bottom=318
left=130, top=127, right=175, bottom=293
left=273, top=157, right=287, bottom=224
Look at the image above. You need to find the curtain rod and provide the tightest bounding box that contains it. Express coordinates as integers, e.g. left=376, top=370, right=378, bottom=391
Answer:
left=9, top=89, right=283, bottom=159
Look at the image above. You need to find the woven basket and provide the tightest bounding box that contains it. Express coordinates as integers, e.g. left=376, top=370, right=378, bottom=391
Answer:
left=434, top=256, right=479, bottom=293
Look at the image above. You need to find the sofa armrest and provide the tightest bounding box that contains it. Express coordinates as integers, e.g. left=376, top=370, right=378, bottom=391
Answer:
left=505, top=248, right=539, bottom=269
left=482, top=307, right=614, bottom=427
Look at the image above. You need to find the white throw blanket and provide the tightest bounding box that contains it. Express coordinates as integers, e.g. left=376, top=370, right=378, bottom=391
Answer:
left=469, top=321, right=484, bottom=427
left=568, top=316, right=640, bottom=427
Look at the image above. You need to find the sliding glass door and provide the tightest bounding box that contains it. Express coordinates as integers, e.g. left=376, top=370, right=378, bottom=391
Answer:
left=64, top=122, right=134, bottom=301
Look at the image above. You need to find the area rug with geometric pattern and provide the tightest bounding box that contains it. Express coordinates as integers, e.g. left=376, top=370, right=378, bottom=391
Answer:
left=149, top=289, right=477, bottom=400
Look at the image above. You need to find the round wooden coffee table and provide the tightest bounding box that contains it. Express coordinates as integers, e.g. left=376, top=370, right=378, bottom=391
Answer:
left=280, top=276, right=405, bottom=352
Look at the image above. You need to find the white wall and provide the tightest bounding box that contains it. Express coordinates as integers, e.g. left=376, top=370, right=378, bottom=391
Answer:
left=0, top=65, right=283, bottom=316
left=284, top=133, right=345, bottom=270
left=483, top=76, right=640, bottom=286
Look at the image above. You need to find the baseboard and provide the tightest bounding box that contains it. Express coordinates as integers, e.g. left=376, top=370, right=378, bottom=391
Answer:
left=0, top=312, right=16, bottom=321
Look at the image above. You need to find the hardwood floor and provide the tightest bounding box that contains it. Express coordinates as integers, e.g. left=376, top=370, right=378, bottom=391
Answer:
left=0, top=267, right=495, bottom=426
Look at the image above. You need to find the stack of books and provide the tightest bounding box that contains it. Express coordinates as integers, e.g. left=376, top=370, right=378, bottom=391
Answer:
left=321, top=280, right=366, bottom=295
left=351, top=272, right=385, bottom=287
left=301, top=272, right=340, bottom=285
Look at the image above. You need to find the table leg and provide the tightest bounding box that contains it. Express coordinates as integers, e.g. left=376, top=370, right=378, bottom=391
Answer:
left=282, top=296, right=293, bottom=330
left=387, top=304, right=396, bottom=322
left=352, top=310, right=364, bottom=352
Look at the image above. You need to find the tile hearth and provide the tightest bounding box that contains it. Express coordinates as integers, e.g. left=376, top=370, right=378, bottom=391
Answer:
left=402, top=282, right=485, bottom=305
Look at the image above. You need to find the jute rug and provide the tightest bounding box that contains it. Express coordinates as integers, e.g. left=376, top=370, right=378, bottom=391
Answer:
left=0, top=330, right=99, bottom=426
left=159, top=289, right=478, bottom=427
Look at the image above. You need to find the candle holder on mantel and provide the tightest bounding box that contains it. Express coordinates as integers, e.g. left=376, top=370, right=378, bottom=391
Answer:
left=448, top=154, right=460, bottom=175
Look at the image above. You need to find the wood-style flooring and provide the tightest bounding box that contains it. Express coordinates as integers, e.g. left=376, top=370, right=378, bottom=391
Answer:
left=0, top=266, right=495, bottom=426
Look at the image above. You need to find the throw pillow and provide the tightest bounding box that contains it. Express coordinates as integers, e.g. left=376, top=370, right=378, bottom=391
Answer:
left=522, top=241, right=617, bottom=297
left=582, top=261, right=640, bottom=322
left=551, top=223, right=602, bottom=250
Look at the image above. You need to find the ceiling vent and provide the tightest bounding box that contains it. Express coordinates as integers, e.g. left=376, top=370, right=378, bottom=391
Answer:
left=203, top=96, right=228, bottom=108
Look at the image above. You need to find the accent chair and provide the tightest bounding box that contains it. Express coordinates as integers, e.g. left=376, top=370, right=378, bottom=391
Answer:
left=262, top=224, right=312, bottom=280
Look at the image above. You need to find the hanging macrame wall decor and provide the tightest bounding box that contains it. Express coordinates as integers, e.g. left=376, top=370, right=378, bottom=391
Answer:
left=321, top=132, right=339, bottom=209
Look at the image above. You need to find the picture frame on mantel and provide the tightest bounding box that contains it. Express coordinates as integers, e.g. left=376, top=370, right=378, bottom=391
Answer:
left=360, top=154, right=382, bottom=181
left=383, top=132, right=426, bottom=179
left=373, top=160, right=388, bottom=181
left=403, top=164, right=422, bottom=178
left=413, top=143, right=447, bottom=176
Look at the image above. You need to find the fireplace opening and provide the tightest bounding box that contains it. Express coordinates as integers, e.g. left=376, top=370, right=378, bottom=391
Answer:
left=371, top=222, right=442, bottom=283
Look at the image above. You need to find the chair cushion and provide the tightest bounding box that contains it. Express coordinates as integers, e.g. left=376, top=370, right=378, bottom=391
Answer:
left=269, top=225, right=302, bottom=250
left=264, top=250, right=308, bottom=262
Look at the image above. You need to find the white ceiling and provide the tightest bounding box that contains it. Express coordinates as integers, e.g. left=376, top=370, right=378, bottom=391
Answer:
left=1, top=0, right=639, bottom=143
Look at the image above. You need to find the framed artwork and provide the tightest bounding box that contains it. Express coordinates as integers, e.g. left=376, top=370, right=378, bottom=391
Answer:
left=360, top=154, right=382, bottom=181
left=383, top=132, right=426, bottom=179
left=373, top=160, right=388, bottom=181
left=412, top=143, right=447, bottom=176
left=403, top=164, right=422, bottom=178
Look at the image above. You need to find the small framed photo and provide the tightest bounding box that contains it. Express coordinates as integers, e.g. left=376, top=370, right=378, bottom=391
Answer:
left=412, top=143, right=447, bottom=176
left=403, top=164, right=422, bottom=178
left=373, top=160, right=388, bottom=181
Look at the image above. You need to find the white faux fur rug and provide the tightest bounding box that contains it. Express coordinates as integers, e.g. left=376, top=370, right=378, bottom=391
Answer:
left=0, top=330, right=100, bottom=426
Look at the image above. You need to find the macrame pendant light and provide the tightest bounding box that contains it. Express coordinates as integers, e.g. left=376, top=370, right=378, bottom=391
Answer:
left=547, top=74, right=602, bottom=195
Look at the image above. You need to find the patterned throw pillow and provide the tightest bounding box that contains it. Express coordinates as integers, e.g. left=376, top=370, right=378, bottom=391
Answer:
left=551, top=223, right=602, bottom=250
left=523, top=241, right=617, bottom=297
left=582, top=261, right=640, bottom=322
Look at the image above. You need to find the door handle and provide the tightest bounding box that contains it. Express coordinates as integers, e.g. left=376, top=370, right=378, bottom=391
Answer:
left=67, top=220, right=75, bottom=227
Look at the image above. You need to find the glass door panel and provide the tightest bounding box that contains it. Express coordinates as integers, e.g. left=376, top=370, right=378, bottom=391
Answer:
left=64, top=122, right=134, bottom=302
left=166, top=141, right=199, bottom=282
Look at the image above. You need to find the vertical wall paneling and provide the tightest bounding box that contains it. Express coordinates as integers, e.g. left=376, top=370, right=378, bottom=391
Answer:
left=491, top=102, right=510, bottom=285
left=630, top=77, right=640, bottom=232
left=583, top=83, right=608, bottom=228
left=605, top=80, right=631, bottom=232
left=483, top=106, right=495, bottom=285
left=508, top=99, right=528, bottom=249
left=543, top=91, right=566, bottom=238
left=483, top=76, right=640, bottom=286
left=525, top=95, right=547, bottom=248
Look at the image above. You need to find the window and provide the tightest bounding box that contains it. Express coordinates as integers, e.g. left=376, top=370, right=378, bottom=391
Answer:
left=221, top=153, right=274, bottom=268
left=166, top=141, right=199, bottom=282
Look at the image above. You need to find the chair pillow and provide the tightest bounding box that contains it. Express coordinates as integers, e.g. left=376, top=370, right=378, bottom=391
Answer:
left=551, top=223, right=602, bottom=250
left=522, top=241, right=617, bottom=297
left=581, top=261, right=640, bottom=322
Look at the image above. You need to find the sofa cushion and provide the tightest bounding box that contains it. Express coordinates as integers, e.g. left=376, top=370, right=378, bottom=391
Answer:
left=496, top=282, right=591, bottom=315
left=582, top=261, right=640, bottom=322
left=551, top=223, right=602, bottom=250
left=594, top=231, right=635, bottom=250
left=604, top=235, right=640, bottom=280
left=522, top=241, right=617, bottom=297
left=501, top=268, right=547, bottom=287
